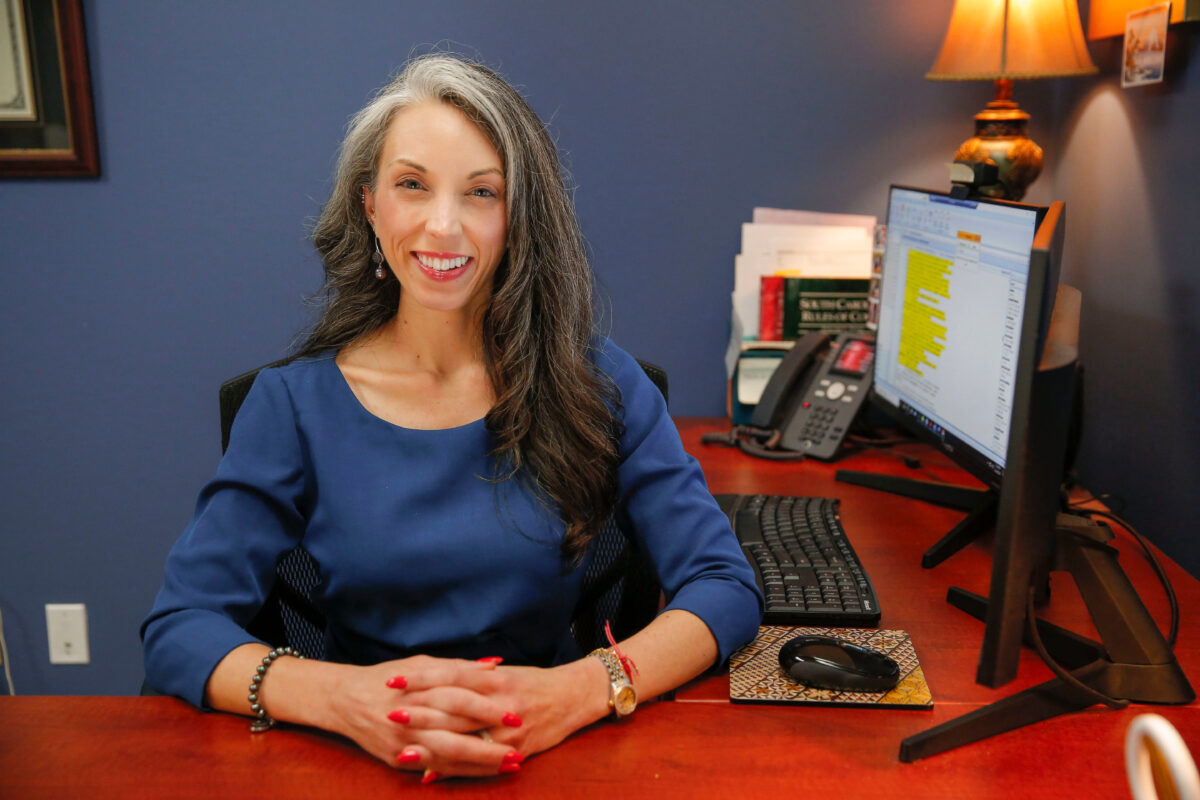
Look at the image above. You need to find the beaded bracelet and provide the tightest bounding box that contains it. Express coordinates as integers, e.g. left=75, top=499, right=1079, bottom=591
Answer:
left=249, top=646, right=303, bottom=733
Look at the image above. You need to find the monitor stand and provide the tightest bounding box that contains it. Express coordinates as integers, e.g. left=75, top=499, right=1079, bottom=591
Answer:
left=898, top=512, right=1194, bottom=762
left=835, top=470, right=996, bottom=568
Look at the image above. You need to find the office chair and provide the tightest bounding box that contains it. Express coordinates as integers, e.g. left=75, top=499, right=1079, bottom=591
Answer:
left=219, top=356, right=671, bottom=661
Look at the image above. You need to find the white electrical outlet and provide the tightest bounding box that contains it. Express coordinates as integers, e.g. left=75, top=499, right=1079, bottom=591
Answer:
left=46, top=603, right=90, bottom=664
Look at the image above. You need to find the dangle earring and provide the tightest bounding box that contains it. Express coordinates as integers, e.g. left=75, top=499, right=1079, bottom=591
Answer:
left=372, top=236, right=386, bottom=279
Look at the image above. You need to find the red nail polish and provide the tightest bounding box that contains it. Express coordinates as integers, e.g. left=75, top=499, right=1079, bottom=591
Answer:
left=498, top=763, right=521, bottom=774
left=476, top=656, right=504, bottom=664
left=502, top=712, right=523, bottom=728
left=387, top=709, right=410, bottom=724
left=502, top=751, right=525, bottom=765
left=396, top=750, right=420, bottom=764
left=387, top=676, right=408, bottom=689
left=421, top=770, right=440, bottom=784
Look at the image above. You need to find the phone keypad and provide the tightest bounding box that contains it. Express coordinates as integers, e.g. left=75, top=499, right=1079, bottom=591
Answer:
left=799, top=406, right=840, bottom=445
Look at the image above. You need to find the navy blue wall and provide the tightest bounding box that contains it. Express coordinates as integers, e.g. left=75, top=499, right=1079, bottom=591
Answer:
left=0, top=1, right=1191, bottom=696
left=1048, top=27, right=1200, bottom=594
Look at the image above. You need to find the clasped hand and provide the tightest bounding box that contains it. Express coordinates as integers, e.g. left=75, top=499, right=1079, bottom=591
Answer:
left=329, top=654, right=594, bottom=782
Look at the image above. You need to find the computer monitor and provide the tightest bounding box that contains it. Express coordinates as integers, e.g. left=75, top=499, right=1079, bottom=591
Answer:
left=871, top=186, right=1049, bottom=493
left=836, top=187, right=1054, bottom=569
left=869, top=189, right=1192, bottom=761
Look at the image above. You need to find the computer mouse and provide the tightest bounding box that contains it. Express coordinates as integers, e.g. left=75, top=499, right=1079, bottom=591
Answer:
left=778, top=635, right=901, bottom=693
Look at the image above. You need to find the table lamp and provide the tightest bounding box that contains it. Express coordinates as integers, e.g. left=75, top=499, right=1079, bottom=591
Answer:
left=927, top=0, right=1097, bottom=200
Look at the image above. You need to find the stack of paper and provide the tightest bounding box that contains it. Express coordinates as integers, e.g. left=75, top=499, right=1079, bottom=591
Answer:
left=726, top=208, right=876, bottom=376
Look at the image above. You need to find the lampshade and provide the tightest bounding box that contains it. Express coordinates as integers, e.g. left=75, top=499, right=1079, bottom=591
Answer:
left=928, top=0, right=1098, bottom=80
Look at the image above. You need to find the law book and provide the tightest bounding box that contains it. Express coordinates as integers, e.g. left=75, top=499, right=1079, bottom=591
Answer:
left=759, top=276, right=871, bottom=340
left=758, top=275, right=785, bottom=341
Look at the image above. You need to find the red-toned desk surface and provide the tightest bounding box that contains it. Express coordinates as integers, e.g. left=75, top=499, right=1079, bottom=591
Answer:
left=0, top=418, right=1195, bottom=799
left=2, top=694, right=1198, bottom=799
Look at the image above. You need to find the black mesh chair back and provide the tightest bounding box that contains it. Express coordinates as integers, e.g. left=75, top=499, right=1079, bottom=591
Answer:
left=220, top=358, right=669, bottom=660
left=569, top=361, right=668, bottom=653
left=220, top=359, right=328, bottom=657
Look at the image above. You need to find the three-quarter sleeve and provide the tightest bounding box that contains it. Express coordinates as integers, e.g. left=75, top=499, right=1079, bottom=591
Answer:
left=141, top=369, right=311, bottom=706
left=602, top=343, right=764, bottom=666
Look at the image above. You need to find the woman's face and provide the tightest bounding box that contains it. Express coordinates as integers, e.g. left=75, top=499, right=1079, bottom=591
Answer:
left=364, top=101, right=507, bottom=319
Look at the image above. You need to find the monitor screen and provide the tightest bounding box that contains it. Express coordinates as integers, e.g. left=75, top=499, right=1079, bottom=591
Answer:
left=872, top=186, right=1044, bottom=489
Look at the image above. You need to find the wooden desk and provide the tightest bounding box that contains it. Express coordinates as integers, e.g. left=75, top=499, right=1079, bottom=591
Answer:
left=2, top=418, right=1197, bottom=799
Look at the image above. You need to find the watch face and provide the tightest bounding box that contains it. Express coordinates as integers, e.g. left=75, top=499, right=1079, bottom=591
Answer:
left=613, top=685, right=637, bottom=716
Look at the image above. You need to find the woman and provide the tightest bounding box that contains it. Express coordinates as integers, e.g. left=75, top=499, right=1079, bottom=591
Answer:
left=142, top=54, right=761, bottom=782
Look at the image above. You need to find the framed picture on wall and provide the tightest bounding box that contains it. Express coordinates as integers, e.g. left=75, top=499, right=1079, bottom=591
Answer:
left=1, top=0, right=99, bottom=177
left=1122, top=3, right=1170, bottom=88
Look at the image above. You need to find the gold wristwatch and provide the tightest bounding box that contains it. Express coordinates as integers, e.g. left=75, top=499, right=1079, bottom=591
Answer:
left=589, top=648, right=637, bottom=717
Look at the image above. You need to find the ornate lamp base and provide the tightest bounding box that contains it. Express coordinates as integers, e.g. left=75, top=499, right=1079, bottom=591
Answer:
left=952, top=79, right=1043, bottom=202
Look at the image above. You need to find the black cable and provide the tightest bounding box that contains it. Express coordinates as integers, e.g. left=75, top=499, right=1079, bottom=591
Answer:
left=700, top=425, right=775, bottom=447
left=699, top=426, right=808, bottom=461
left=1064, top=501, right=1179, bottom=650
left=735, top=439, right=807, bottom=461
left=1065, top=485, right=1127, bottom=515
left=845, top=432, right=912, bottom=448
left=843, top=437, right=956, bottom=482
left=1024, top=586, right=1129, bottom=710
left=1093, top=491, right=1128, bottom=516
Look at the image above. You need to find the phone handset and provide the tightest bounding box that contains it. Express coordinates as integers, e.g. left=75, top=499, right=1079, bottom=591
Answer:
left=701, top=332, right=832, bottom=460
left=749, top=331, right=832, bottom=430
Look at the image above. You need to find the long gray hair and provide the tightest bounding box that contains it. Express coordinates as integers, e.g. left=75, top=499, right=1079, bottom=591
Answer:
left=299, top=54, right=620, bottom=563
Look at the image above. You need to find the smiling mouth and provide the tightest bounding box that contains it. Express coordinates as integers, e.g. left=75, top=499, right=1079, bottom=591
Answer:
left=414, top=252, right=471, bottom=281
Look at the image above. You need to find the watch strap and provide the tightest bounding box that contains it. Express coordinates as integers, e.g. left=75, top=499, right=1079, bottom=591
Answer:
left=588, top=647, right=636, bottom=717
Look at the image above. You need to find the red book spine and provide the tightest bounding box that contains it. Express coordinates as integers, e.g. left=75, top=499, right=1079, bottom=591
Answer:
left=759, top=275, right=784, bottom=340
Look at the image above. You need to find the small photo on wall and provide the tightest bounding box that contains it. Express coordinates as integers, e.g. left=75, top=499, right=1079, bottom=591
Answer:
left=1122, top=2, right=1170, bottom=87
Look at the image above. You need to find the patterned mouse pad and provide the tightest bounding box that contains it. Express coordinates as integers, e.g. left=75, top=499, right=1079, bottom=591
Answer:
left=728, top=625, right=933, bottom=709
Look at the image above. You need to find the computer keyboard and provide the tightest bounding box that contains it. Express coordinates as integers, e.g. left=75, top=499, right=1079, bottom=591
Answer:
left=715, top=493, right=882, bottom=627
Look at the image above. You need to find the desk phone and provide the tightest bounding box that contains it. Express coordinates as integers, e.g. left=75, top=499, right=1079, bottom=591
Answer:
left=752, top=331, right=875, bottom=460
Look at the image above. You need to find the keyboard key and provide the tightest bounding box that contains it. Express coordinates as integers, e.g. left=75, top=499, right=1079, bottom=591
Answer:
left=735, top=510, right=765, bottom=544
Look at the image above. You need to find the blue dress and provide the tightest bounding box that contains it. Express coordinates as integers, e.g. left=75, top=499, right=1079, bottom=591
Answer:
left=141, top=338, right=762, bottom=707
